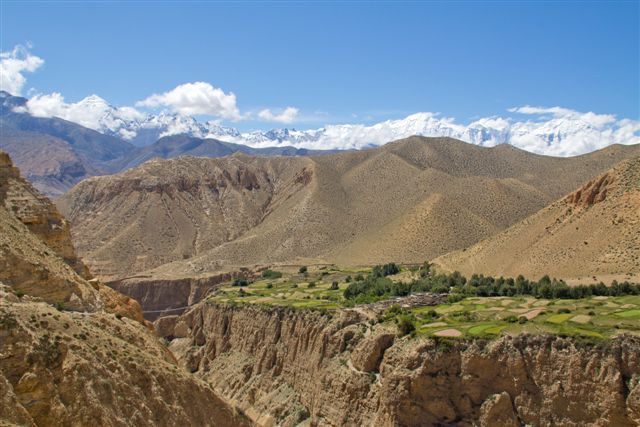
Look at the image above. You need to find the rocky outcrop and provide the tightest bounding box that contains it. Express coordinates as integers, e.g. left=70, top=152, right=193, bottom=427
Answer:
left=350, top=333, right=395, bottom=373
left=1, top=150, right=89, bottom=279
left=566, top=172, right=613, bottom=207
left=0, top=152, right=248, bottom=426
left=0, top=150, right=141, bottom=319
left=478, top=391, right=520, bottom=427
left=161, top=303, right=640, bottom=427
left=0, top=285, right=250, bottom=427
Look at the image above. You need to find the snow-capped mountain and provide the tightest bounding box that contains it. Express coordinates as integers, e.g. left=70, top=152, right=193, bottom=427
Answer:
left=11, top=91, right=640, bottom=156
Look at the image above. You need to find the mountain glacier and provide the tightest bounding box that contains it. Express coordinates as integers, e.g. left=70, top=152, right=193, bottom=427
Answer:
left=9, top=91, right=640, bottom=156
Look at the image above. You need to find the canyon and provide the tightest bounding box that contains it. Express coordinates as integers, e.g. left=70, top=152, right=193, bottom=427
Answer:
left=157, top=302, right=640, bottom=426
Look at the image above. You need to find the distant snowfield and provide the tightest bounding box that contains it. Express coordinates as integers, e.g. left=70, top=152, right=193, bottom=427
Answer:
left=14, top=91, right=640, bottom=157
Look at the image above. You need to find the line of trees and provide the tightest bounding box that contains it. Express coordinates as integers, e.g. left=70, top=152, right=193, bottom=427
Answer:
left=343, top=262, right=640, bottom=303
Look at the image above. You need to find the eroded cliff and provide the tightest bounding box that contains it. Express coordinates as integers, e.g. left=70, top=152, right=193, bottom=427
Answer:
left=159, top=302, right=640, bottom=427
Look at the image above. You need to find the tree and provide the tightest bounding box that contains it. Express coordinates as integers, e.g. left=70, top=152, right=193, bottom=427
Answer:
left=396, top=315, right=415, bottom=336
left=262, top=269, right=283, bottom=279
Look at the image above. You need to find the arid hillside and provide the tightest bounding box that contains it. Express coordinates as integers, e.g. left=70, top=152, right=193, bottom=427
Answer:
left=0, top=151, right=250, bottom=426
left=59, top=153, right=315, bottom=279
left=435, top=157, right=640, bottom=280
left=59, top=136, right=640, bottom=281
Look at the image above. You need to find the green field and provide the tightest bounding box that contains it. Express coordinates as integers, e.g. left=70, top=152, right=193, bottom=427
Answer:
left=207, top=266, right=357, bottom=310
left=208, top=266, right=640, bottom=339
left=410, top=295, right=640, bottom=339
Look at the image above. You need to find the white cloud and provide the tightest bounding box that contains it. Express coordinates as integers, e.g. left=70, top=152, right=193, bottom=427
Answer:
left=0, top=45, right=44, bottom=95
left=509, top=105, right=616, bottom=129
left=257, top=107, right=299, bottom=124
left=137, top=82, right=241, bottom=120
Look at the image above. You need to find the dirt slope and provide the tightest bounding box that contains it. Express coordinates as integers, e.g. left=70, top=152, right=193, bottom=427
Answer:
left=59, top=136, right=640, bottom=280
left=435, top=157, right=640, bottom=280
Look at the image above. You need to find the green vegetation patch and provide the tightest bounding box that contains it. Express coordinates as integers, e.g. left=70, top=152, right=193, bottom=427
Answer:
left=401, top=295, right=638, bottom=340
left=208, top=262, right=639, bottom=342
left=615, top=309, right=640, bottom=318
left=546, top=314, right=573, bottom=324
left=468, top=324, right=497, bottom=335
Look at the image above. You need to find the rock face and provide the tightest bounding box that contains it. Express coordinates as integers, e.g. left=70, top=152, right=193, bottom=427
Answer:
left=0, top=151, right=250, bottom=426
left=1, top=150, right=89, bottom=279
left=0, top=285, right=250, bottom=427
left=0, top=151, right=101, bottom=312
left=478, top=391, right=520, bottom=427
left=160, top=303, right=640, bottom=427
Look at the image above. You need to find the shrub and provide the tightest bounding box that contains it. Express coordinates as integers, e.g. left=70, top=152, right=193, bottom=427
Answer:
left=330, top=281, right=339, bottom=290
left=424, top=309, right=439, bottom=319
left=518, top=316, right=528, bottom=324
left=266, top=283, right=273, bottom=289
left=54, top=302, right=65, bottom=311
left=15, top=290, right=25, bottom=298
left=29, top=334, right=61, bottom=366
left=557, top=308, right=571, bottom=314
left=345, top=275, right=352, bottom=283
left=115, top=313, right=123, bottom=320
left=307, top=282, right=316, bottom=289
left=232, top=278, right=249, bottom=287
left=0, top=311, right=17, bottom=329
left=261, top=269, right=283, bottom=279
left=505, top=315, right=518, bottom=323
left=387, top=305, right=403, bottom=316
left=447, top=293, right=465, bottom=303
left=396, top=315, right=416, bottom=336
left=298, top=266, right=308, bottom=274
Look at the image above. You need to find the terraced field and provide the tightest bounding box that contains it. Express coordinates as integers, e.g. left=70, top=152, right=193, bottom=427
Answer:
left=207, top=266, right=640, bottom=339
left=410, top=295, right=640, bottom=339
left=207, top=265, right=363, bottom=310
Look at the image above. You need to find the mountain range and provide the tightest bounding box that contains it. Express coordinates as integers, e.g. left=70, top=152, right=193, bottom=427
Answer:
left=0, top=92, right=335, bottom=195
left=3, top=90, right=639, bottom=196
left=15, top=91, right=639, bottom=156
left=57, top=136, right=640, bottom=282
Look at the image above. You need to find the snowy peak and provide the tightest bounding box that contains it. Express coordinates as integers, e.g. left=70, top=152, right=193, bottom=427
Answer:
left=6, top=90, right=639, bottom=156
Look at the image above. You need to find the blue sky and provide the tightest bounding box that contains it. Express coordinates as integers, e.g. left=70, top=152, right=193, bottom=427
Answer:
left=1, top=1, right=638, bottom=130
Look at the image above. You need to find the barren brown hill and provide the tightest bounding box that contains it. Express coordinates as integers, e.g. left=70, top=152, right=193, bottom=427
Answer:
left=58, top=136, right=640, bottom=281
left=59, top=153, right=314, bottom=279
left=434, top=156, right=640, bottom=280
